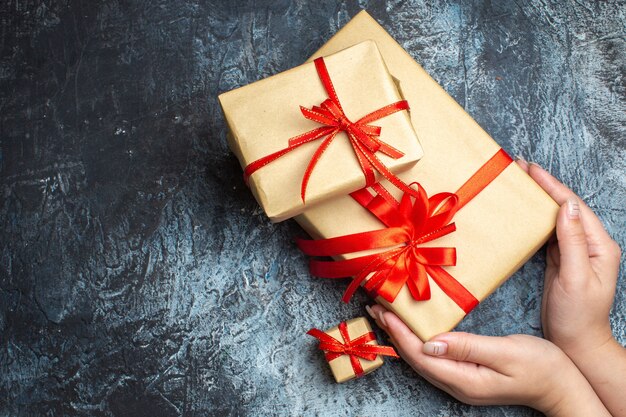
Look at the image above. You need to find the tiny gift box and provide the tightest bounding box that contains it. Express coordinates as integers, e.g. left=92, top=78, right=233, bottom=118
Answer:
left=307, top=317, right=398, bottom=383
left=295, top=12, right=559, bottom=341
left=218, top=40, right=424, bottom=222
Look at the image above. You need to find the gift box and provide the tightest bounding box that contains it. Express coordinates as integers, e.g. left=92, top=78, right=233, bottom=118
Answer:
left=307, top=317, right=398, bottom=383
left=218, top=40, right=424, bottom=222
left=295, top=12, right=559, bottom=341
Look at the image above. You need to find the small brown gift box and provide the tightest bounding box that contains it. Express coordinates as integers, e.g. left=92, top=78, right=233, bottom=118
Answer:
left=308, top=317, right=394, bottom=383
left=218, top=40, right=423, bottom=222
left=296, top=12, right=559, bottom=341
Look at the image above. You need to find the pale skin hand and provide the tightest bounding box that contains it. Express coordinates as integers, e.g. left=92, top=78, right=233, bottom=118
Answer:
left=517, top=160, right=626, bottom=417
left=367, top=304, right=610, bottom=416
left=364, top=159, right=625, bottom=416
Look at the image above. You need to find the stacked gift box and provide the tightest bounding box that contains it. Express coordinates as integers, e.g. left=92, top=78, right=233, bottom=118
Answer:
left=218, top=11, right=558, bottom=382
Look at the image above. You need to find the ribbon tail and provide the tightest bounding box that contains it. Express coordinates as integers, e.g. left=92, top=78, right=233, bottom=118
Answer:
left=300, top=131, right=338, bottom=202
left=369, top=154, right=418, bottom=198
left=353, top=344, right=400, bottom=359
left=354, top=247, right=407, bottom=302
left=350, top=354, right=364, bottom=377
left=368, top=345, right=399, bottom=358
left=406, top=256, right=431, bottom=301
left=352, top=139, right=417, bottom=198
left=370, top=183, right=400, bottom=207
left=350, top=137, right=377, bottom=187
left=350, top=125, right=404, bottom=159
left=342, top=270, right=371, bottom=303
left=372, top=255, right=409, bottom=303
left=363, top=269, right=391, bottom=298
left=425, top=265, right=479, bottom=314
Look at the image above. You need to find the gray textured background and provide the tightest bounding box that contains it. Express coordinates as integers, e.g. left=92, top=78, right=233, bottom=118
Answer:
left=1, top=1, right=624, bottom=416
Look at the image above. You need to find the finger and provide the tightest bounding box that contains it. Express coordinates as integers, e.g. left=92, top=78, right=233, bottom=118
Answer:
left=546, top=238, right=560, bottom=266
left=367, top=304, right=392, bottom=330
left=369, top=304, right=421, bottom=350
left=424, top=332, right=515, bottom=369
left=369, top=306, right=496, bottom=387
left=515, top=156, right=529, bottom=173
left=527, top=163, right=613, bottom=250
left=527, top=162, right=577, bottom=205
left=555, top=197, right=593, bottom=283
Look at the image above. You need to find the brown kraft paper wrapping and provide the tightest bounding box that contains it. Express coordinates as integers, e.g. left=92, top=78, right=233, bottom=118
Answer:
left=218, top=40, right=423, bottom=222
left=295, top=12, right=559, bottom=341
left=321, top=317, right=384, bottom=383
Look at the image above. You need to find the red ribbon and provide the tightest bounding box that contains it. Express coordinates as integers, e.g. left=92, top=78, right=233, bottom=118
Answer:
left=244, top=57, right=417, bottom=202
left=298, top=149, right=513, bottom=314
left=307, top=321, right=399, bottom=377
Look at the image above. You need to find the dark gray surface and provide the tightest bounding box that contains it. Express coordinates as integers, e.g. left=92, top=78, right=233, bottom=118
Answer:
left=1, top=1, right=624, bottom=416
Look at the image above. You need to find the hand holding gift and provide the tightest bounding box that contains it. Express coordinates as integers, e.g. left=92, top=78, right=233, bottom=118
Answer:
left=369, top=303, right=610, bottom=417
left=368, top=161, right=624, bottom=417
left=519, top=161, right=626, bottom=417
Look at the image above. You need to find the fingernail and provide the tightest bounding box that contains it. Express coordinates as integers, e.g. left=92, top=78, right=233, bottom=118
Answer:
left=514, top=155, right=527, bottom=163
left=423, top=341, right=448, bottom=356
left=529, top=161, right=542, bottom=169
left=378, top=311, right=388, bottom=328
left=365, top=305, right=376, bottom=320
left=567, top=197, right=580, bottom=219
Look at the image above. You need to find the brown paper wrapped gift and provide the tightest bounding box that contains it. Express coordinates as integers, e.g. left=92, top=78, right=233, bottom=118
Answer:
left=218, top=40, right=424, bottom=222
left=296, top=12, right=559, bottom=341
left=307, top=317, right=399, bottom=383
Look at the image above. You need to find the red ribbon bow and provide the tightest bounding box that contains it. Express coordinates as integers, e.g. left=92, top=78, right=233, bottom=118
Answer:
left=297, top=149, right=514, bottom=314
left=298, top=184, right=478, bottom=313
left=244, top=57, right=417, bottom=202
left=307, top=321, right=398, bottom=377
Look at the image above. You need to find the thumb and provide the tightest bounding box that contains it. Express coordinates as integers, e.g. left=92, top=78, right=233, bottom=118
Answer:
left=423, top=332, right=514, bottom=368
left=556, top=197, right=592, bottom=281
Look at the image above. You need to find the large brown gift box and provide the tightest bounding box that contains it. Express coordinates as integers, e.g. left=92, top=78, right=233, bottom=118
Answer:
left=218, top=40, right=423, bottom=222
left=296, top=12, right=559, bottom=341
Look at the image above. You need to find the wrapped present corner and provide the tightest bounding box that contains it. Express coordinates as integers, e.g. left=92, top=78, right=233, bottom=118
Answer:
left=295, top=12, right=560, bottom=341
left=218, top=40, right=424, bottom=222
left=307, top=317, right=398, bottom=383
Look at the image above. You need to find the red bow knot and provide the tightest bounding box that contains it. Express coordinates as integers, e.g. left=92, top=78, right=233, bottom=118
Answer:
left=307, top=321, right=398, bottom=377
left=357, top=185, right=461, bottom=303
left=298, top=183, right=480, bottom=314
left=244, top=57, right=417, bottom=202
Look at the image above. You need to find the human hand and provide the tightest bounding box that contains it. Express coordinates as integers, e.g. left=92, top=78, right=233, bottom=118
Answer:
left=517, top=159, right=625, bottom=416
left=516, top=159, right=621, bottom=355
left=367, top=304, right=610, bottom=416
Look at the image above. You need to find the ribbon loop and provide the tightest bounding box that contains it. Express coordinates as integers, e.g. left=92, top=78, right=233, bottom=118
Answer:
left=300, top=183, right=464, bottom=305
left=244, top=57, right=413, bottom=202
